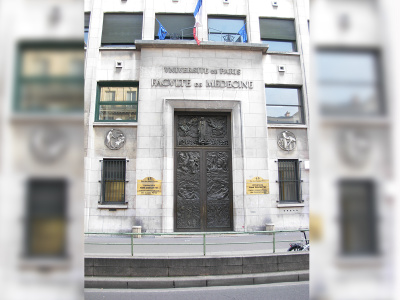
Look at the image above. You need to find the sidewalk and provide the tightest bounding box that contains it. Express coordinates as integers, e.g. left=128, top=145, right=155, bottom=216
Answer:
left=85, top=231, right=306, bottom=257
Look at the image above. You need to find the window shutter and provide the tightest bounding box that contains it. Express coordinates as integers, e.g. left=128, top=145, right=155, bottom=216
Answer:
left=84, top=13, right=90, bottom=28
left=259, top=18, right=296, bottom=41
left=102, top=13, right=143, bottom=44
left=154, top=14, right=195, bottom=37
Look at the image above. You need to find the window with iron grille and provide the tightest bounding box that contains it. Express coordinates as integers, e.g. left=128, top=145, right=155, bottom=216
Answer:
left=278, top=159, right=301, bottom=202
left=340, top=180, right=377, bottom=255
left=26, top=179, right=67, bottom=257
left=101, top=159, right=126, bottom=204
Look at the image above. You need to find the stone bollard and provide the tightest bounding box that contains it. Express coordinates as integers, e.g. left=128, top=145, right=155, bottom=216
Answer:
left=265, top=223, right=274, bottom=235
left=132, top=226, right=142, bottom=238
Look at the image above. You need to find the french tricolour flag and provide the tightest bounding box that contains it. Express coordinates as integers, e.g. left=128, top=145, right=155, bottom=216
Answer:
left=193, top=0, right=203, bottom=45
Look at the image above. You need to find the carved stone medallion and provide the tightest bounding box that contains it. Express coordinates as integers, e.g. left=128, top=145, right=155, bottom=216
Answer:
left=277, top=131, right=296, bottom=151
left=30, top=126, right=68, bottom=163
left=105, top=129, right=126, bottom=150
left=338, top=129, right=371, bottom=167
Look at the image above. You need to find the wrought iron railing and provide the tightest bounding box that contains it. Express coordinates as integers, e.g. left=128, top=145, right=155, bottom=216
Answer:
left=84, top=229, right=309, bottom=256
left=208, top=27, right=242, bottom=42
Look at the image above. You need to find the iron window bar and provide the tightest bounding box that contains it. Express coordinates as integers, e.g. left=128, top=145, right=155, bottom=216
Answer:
left=99, top=159, right=128, bottom=204
left=276, top=159, right=303, bottom=203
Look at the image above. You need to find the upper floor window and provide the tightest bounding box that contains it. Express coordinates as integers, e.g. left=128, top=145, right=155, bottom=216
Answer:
left=84, top=12, right=90, bottom=47
left=155, top=14, right=195, bottom=40
left=316, top=50, right=382, bottom=116
left=15, top=42, right=84, bottom=113
left=101, top=13, right=143, bottom=46
left=265, top=87, right=304, bottom=124
left=95, top=82, right=138, bottom=122
left=208, top=16, right=247, bottom=43
left=260, top=18, right=296, bottom=52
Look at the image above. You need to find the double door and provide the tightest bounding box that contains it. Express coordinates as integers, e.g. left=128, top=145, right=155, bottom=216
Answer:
left=174, top=112, right=233, bottom=232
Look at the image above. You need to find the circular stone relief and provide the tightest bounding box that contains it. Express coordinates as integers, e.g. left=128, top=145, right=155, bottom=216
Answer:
left=277, top=131, right=297, bottom=151
left=105, top=129, right=126, bottom=150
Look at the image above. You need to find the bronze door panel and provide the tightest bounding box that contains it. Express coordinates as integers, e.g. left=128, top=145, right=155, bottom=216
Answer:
left=174, top=113, right=233, bottom=232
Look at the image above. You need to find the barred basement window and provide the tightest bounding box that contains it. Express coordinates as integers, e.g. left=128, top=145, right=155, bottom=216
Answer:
left=278, top=159, right=301, bottom=202
left=101, top=159, right=126, bottom=204
left=95, top=82, right=138, bottom=122
left=340, top=180, right=377, bottom=255
left=26, top=179, right=67, bottom=257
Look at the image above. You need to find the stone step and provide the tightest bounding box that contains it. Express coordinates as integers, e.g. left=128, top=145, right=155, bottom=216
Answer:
left=85, top=270, right=309, bottom=289
left=85, top=253, right=309, bottom=277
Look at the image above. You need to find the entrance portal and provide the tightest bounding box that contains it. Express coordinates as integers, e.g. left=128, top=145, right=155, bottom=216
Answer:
left=174, top=112, right=233, bottom=231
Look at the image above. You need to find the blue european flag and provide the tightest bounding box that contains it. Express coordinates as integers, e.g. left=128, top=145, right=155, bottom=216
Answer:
left=156, top=19, right=168, bottom=40
left=238, top=24, right=247, bottom=43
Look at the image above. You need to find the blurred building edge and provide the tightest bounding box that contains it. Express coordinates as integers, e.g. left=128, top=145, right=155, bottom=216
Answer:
left=310, top=0, right=396, bottom=299
left=0, top=0, right=84, bottom=298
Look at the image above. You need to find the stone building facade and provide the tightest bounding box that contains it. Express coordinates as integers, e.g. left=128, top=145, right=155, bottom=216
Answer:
left=84, top=0, right=310, bottom=233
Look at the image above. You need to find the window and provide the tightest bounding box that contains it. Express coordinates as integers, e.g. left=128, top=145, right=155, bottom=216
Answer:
left=208, top=17, right=246, bottom=42
left=278, top=160, right=301, bottom=203
left=15, top=42, right=84, bottom=113
left=155, top=14, right=195, bottom=40
left=265, top=87, right=304, bottom=124
left=84, top=12, right=90, bottom=46
left=96, top=82, right=138, bottom=122
left=26, top=179, right=67, bottom=257
left=340, top=180, right=377, bottom=255
left=101, top=159, right=126, bottom=204
left=101, top=13, right=143, bottom=46
left=316, top=50, right=382, bottom=116
left=260, top=18, right=296, bottom=52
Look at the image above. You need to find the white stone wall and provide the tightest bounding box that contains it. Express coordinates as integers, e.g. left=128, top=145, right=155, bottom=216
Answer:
left=84, top=0, right=310, bottom=233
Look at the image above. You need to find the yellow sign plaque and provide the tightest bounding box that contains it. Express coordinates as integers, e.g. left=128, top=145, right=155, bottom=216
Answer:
left=137, top=177, right=162, bottom=195
left=246, top=177, right=269, bottom=194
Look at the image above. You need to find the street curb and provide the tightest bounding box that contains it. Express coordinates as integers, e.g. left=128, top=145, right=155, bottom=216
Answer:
left=85, top=270, right=309, bottom=289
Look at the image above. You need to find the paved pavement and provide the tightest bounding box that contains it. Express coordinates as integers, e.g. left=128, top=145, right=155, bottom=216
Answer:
left=85, top=281, right=309, bottom=300
left=85, top=231, right=307, bottom=257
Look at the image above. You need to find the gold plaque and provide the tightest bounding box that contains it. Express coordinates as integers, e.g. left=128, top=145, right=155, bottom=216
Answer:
left=246, top=177, right=269, bottom=194
left=137, top=177, right=162, bottom=195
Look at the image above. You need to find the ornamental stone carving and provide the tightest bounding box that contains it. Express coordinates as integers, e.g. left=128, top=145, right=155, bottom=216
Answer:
left=277, top=131, right=296, bottom=151
left=105, top=129, right=126, bottom=150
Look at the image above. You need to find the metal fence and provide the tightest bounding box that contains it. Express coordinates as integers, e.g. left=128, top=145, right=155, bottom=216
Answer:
left=84, top=229, right=309, bottom=256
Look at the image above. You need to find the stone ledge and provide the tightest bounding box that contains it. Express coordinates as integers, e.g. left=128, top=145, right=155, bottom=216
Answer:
left=84, top=270, right=309, bottom=289
left=135, top=40, right=269, bottom=52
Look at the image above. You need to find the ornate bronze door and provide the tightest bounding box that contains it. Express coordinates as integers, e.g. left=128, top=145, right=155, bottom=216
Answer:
left=174, top=112, right=233, bottom=231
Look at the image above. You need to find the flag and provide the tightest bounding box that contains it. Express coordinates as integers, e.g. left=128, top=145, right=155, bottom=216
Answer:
left=238, top=24, right=247, bottom=43
left=193, top=0, right=203, bottom=45
left=156, top=19, right=168, bottom=40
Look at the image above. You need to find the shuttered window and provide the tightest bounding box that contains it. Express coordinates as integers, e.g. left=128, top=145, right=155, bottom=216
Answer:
left=155, top=14, right=195, bottom=40
left=101, top=13, right=143, bottom=45
left=278, top=160, right=301, bottom=202
left=101, top=159, right=126, bottom=203
left=259, top=18, right=296, bottom=51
